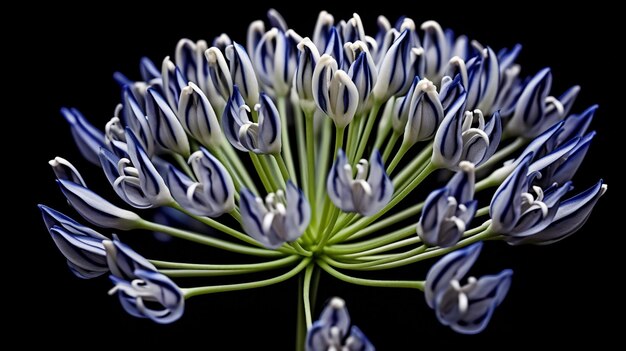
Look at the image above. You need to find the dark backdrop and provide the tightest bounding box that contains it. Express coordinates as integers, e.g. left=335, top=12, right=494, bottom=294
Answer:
left=13, top=2, right=617, bottom=348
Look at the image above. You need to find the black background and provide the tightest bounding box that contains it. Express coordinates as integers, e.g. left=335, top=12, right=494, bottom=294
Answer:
left=12, top=2, right=618, bottom=348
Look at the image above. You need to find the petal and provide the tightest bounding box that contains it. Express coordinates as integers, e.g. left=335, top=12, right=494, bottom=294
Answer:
left=425, top=242, right=483, bottom=307
left=126, top=128, right=172, bottom=206
left=49, top=157, right=86, bottom=187
left=362, top=150, right=393, bottom=216
left=508, top=68, right=552, bottom=137
left=326, top=149, right=355, bottom=213
left=285, top=180, right=311, bottom=240
left=257, top=93, right=282, bottom=154
left=57, top=179, right=141, bottom=230
left=145, top=87, right=190, bottom=156
left=61, top=108, right=106, bottom=165
left=511, top=180, right=606, bottom=245
left=489, top=154, right=532, bottom=233
left=178, top=82, right=222, bottom=148
left=103, top=236, right=156, bottom=280
left=226, top=42, right=259, bottom=106
left=432, top=91, right=466, bottom=168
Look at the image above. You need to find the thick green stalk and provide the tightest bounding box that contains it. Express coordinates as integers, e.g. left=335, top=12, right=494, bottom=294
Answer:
left=305, top=112, right=317, bottom=221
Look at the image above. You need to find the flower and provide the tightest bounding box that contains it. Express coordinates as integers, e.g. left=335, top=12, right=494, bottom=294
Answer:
left=417, top=161, right=477, bottom=247
left=425, top=243, right=513, bottom=334
left=240, top=181, right=311, bottom=249
left=166, top=147, right=235, bottom=217
left=105, top=236, right=184, bottom=324
left=223, top=87, right=282, bottom=154
left=39, top=205, right=108, bottom=279
left=327, top=149, right=393, bottom=216
left=42, top=8, right=606, bottom=346
left=99, top=129, right=173, bottom=208
left=306, top=297, right=375, bottom=351
left=312, top=54, right=359, bottom=128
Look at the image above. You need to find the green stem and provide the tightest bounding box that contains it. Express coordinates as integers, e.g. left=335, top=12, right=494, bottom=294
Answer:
left=294, top=101, right=308, bottom=195
left=249, top=153, right=274, bottom=193
left=171, top=203, right=270, bottom=249
left=150, top=255, right=299, bottom=270
left=382, top=132, right=400, bottom=162
left=374, top=98, right=395, bottom=150
left=330, top=201, right=424, bottom=245
left=476, top=206, right=490, bottom=217
left=392, top=143, right=432, bottom=189
left=303, top=263, right=315, bottom=328
left=184, top=258, right=312, bottom=298
left=274, top=153, right=291, bottom=184
left=316, top=118, right=333, bottom=214
left=138, top=219, right=284, bottom=258
left=317, top=126, right=345, bottom=229
left=161, top=269, right=252, bottom=277
left=336, top=228, right=495, bottom=271
left=327, top=225, right=417, bottom=256
left=278, top=96, right=298, bottom=182
left=317, top=260, right=424, bottom=290
left=222, top=142, right=258, bottom=193
left=354, top=101, right=382, bottom=164
left=305, top=112, right=317, bottom=222
left=386, top=142, right=410, bottom=175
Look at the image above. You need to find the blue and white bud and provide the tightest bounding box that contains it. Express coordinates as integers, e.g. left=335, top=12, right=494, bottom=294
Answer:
left=247, top=20, right=265, bottom=56
left=166, top=147, right=235, bottom=217
left=57, top=179, right=141, bottom=230
left=306, top=297, right=375, bottom=351
left=459, top=109, right=502, bottom=165
left=212, top=33, right=232, bottom=53
left=223, top=88, right=281, bottom=154
left=403, top=78, right=445, bottom=146
left=372, top=29, right=413, bottom=101
left=61, top=107, right=106, bottom=165
left=295, top=38, right=321, bottom=113
left=421, top=21, right=448, bottom=80
left=507, top=68, right=577, bottom=138
left=103, top=235, right=156, bottom=281
left=312, top=55, right=359, bottom=128
left=327, top=149, right=393, bottom=216
left=509, top=180, right=606, bottom=245
left=203, top=47, right=234, bottom=113
left=345, top=41, right=377, bottom=114
left=417, top=162, right=477, bottom=247
left=240, top=181, right=311, bottom=249
left=253, top=28, right=301, bottom=96
left=178, top=82, right=223, bottom=148
left=109, top=269, right=185, bottom=324
left=49, top=157, right=86, bottom=187
left=145, top=87, right=190, bottom=156
left=121, top=86, right=155, bottom=156
left=431, top=91, right=467, bottom=168
left=465, top=47, right=500, bottom=112
left=312, top=10, right=334, bottom=52
left=425, top=243, right=513, bottom=334
left=161, top=56, right=187, bottom=109
left=39, top=205, right=108, bottom=279
left=490, top=154, right=574, bottom=239
left=225, top=42, right=260, bottom=106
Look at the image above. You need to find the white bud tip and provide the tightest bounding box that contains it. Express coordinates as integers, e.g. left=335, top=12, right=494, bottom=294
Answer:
left=329, top=297, right=345, bottom=309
